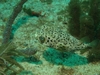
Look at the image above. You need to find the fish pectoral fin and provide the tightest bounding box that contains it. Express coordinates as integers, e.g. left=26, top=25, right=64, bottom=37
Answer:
left=80, top=36, right=90, bottom=43
left=89, top=39, right=100, bottom=48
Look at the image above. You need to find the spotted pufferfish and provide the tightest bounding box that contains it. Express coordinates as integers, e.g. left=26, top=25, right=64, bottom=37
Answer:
left=36, top=25, right=95, bottom=52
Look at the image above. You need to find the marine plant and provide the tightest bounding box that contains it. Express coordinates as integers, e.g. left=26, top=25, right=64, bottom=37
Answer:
left=2, top=0, right=27, bottom=44
left=68, top=0, right=100, bottom=62
left=0, top=42, right=27, bottom=75
left=68, top=0, right=81, bottom=38
left=89, top=0, right=100, bottom=40
left=68, top=0, right=100, bottom=42
left=0, top=0, right=28, bottom=74
left=79, top=15, right=94, bottom=39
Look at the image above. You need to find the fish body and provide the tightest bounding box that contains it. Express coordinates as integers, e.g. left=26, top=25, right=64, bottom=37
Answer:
left=36, top=25, right=91, bottom=52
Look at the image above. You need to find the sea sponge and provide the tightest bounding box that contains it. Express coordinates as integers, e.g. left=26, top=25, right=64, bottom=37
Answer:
left=43, top=48, right=88, bottom=66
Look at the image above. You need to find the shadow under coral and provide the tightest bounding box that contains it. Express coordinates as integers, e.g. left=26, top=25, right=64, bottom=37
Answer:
left=43, top=48, right=88, bottom=66
left=12, top=56, right=42, bottom=65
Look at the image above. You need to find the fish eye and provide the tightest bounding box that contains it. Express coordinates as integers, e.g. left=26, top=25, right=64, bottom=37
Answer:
left=39, top=36, right=45, bottom=44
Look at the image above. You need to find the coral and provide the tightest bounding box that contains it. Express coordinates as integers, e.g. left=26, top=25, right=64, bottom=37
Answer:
left=40, top=0, right=53, bottom=4
left=11, top=47, right=42, bottom=64
left=23, top=7, right=41, bottom=17
left=19, top=47, right=38, bottom=57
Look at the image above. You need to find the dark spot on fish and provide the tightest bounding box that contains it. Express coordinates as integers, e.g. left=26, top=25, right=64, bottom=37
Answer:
left=54, top=40, right=56, bottom=42
left=47, top=39, right=49, bottom=42
left=77, top=47, right=79, bottom=49
left=50, top=40, right=53, bottom=42
left=69, top=43, right=71, bottom=45
left=81, top=46, right=83, bottom=48
left=58, top=40, right=60, bottom=42
left=64, top=42, right=67, bottom=45
left=48, top=44, right=53, bottom=47
left=48, top=37, right=50, bottom=39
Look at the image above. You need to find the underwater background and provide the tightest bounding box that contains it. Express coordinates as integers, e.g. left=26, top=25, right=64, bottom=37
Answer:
left=0, top=0, right=100, bottom=75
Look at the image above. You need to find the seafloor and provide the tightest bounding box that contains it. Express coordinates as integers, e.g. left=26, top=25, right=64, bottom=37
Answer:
left=0, top=0, right=100, bottom=75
